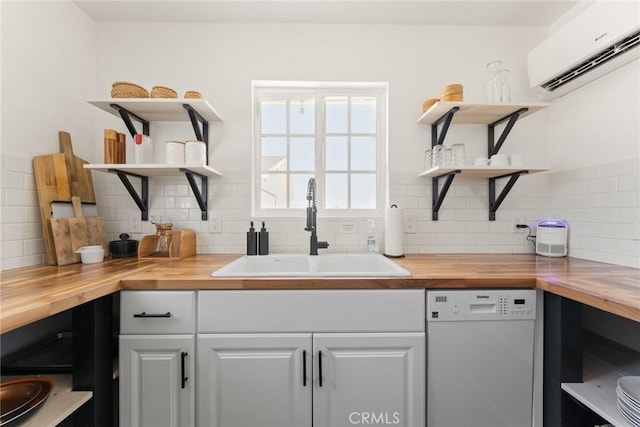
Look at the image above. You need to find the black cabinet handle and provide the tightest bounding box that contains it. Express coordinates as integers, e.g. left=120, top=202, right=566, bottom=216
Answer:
left=318, top=350, right=323, bottom=387
left=181, top=352, right=188, bottom=389
left=302, top=350, right=307, bottom=387
left=133, top=312, right=171, bottom=318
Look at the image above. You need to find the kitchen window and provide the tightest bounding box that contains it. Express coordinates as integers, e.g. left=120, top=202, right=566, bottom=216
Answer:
left=252, top=81, right=387, bottom=217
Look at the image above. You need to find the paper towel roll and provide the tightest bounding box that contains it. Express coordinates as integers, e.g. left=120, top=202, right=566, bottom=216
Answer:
left=384, top=205, right=404, bottom=257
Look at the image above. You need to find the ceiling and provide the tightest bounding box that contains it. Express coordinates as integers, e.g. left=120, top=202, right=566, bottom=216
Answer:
left=74, top=0, right=580, bottom=27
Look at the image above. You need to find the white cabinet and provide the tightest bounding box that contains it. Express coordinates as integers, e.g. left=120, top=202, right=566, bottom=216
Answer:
left=197, top=290, right=425, bottom=427
left=119, top=291, right=196, bottom=427
left=313, top=333, right=425, bottom=427
left=120, top=335, right=195, bottom=427
left=198, top=333, right=312, bottom=427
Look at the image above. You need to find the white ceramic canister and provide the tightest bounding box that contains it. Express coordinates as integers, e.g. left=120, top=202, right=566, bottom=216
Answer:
left=185, top=140, right=207, bottom=164
left=165, top=141, right=185, bottom=164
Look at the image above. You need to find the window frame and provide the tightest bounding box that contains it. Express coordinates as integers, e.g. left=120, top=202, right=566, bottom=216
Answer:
left=252, top=81, right=388, bottom=219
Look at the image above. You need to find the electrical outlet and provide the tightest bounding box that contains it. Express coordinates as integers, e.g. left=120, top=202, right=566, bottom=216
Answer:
left=128, top=213, right=141, bottom=233
left=512, top=217, right=523, bottom=233
left=208, top=212, right=222, bottom=233
left=404, top=213, right=417, bottom=234
left=338, top=222, right=358, bottom=234
left=633, top=219, right=640, bottom=241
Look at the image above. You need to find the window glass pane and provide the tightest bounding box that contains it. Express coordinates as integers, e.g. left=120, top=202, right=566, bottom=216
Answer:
left=261, top=100, right=287, bottom=134
left=351, top=97, right=376, bottom=134
left=325, top=97, right=348, bottom=134
left=261, top=173, right=287, bottom=208
left=290, top=100, right=315, bottom=134
left=261, top=137, right=287, bottom=172
left=351, top=174, right=376, bottom=209
left=325, top=136, right=348, bottom=170
left=325, top=173, right=348, bottom=209
left=290, top=174, right=314, bottom=208
left=351, top=136, right=376, bottom=171
left=290, top=137, right=314, bottom=171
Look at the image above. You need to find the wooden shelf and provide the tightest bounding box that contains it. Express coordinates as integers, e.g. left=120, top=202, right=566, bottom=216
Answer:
left=417, top=101, right=547, bottom=125
left=418, top=165, right=547, bottom=179
left=88, top=98, right=223, bottom=123
left=84, top=164, right=222, bottom=177
left=562, top=333, right=640, bottom=427
left=1, top=374, right=92, bottom=427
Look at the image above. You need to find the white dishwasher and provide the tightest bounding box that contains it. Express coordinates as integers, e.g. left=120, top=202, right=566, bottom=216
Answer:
left=427, top=289, right=536, bottom=427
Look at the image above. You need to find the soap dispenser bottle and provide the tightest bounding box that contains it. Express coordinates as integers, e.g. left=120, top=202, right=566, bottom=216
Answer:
left=259, top=221, right=269, bottom=255
left=247, top=221, right=258, bottom=255
left=367, top=219, right=378, bottom=253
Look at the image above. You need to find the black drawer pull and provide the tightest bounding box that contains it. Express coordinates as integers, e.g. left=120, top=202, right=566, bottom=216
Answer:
left=181, top=352, right=188, bottom=389
left=318, top=350, right=323, bottom=387
left=302, top=350, right=307, bottom=387
left=133, top=311, right=171, bottom=318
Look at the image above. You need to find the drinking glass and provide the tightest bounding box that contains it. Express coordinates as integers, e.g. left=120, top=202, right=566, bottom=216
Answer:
left=484, top=60, right=502, bottom=102
left=451, top=144, right=466, bottom=166
left=432, top=145, right=445, bottom=167
left=498, top=69, right=511, bottom=103
left=424, top=149, right=433, bottom=170
left=443, top=148, right=452, bottom=166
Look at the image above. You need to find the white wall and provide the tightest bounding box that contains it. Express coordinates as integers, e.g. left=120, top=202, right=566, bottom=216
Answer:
left=547, top=61, right=640, bottom=268
left=90, top=22, right=551, bottom=256
left=1, top=3, right=637, bottom=269
left=0, top=1, right=97, bottom=270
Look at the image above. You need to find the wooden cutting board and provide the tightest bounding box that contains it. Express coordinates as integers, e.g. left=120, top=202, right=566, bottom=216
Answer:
left=34, top=132, right=96, bottom=265
left=50, top=197, right=106, bottom=265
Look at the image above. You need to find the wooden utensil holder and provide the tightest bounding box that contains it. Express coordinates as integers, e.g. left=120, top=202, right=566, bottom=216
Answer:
left=138, top=228, right=196, bottom=259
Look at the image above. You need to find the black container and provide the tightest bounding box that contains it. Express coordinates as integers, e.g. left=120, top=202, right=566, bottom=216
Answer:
left=259, top=221, right=269, bottom=255
left=247, top=222, right=257, bottom=255
left=110, top=233, right=139, bottom=258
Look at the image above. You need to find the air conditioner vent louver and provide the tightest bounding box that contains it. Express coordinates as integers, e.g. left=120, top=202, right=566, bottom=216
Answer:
left=542, top=30, right=640, bottom=92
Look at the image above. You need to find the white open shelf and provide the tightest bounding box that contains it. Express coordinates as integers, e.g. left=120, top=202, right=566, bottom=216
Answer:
left=562, top=333, right=640, bottom=427
left=418, top=165, right=547, bottom=179
left=1, top=374, right=92, bottom=427
left=417, top=101, right=548, bottom=125
left=84, top=164, right=222, bottom=177
left=88, top=98, right=223, bottom=123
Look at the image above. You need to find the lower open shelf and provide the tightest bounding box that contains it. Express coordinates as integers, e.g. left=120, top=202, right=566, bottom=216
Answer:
left=562, top=332, right=640, bottom=427
left=418, top=165, right=547, bottom=179
left=1, top=374, right=92, bottom=427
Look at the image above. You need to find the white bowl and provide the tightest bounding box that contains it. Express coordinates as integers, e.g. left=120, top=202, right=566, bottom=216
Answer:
left=75, top=245, right=105, bottom=264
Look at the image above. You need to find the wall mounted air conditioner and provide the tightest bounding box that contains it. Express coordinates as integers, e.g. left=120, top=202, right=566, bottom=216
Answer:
left=527, top=0, right=640, bottom=100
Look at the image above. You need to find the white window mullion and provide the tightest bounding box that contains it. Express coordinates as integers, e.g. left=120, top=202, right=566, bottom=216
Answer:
left=316, top=93, right=325, bottom=212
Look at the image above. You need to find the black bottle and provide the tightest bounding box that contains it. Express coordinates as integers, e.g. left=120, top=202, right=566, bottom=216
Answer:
left=246, top=221, right=257, bottom=255
left=259, top=221, right=269, bottom=255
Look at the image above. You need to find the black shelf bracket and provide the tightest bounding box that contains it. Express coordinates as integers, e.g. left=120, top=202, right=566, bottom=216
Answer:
left=109, top=104, right=150, bottom=138
left=183, top=104, right=210, bottom=164
left=489, top=170, right=529, bottom=220
left=432, top=170, right=461, bottom=220
left=108, top=169, right=149, bottom=221
left=488, top=107, right=528, bottom=156
left=180, top=168, right=208, bottom=220
left=431, top=107, right=460, bottom=147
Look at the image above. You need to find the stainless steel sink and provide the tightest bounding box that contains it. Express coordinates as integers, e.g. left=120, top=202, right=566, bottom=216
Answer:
left=211, top=253, right=411, bottom=277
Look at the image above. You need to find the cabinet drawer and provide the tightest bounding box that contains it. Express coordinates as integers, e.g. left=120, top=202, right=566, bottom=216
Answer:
left=198, top=290, right=425, bottom=333
left=121, top=291, right=196, bottom=334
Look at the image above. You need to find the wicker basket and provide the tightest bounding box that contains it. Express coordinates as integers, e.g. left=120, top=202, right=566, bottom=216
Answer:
left=111, top=81, right=149, bottom=98
left=151, top=86, right=178, bottom=98
left=184, top=90, right=202, bottom=99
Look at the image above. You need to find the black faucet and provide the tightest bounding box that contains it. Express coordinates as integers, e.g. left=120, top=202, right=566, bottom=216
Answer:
left=304, top=178, right=329, bottom=255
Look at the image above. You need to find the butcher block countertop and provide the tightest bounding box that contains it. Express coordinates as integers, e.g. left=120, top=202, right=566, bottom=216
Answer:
left=1, top=254, right=638, bottom=333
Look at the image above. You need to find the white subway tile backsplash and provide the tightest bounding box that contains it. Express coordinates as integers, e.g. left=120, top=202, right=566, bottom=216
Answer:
left=2, top=148, right=637, bottom=271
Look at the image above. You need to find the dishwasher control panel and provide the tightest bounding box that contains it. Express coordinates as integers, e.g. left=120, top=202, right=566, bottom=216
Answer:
left=427, top=289, right=536, bottom=321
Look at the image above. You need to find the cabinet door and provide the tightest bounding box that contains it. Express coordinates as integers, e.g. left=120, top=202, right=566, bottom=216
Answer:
left=313, top=333, right=425, bottom=427
left=119, top=335, right=194, bottom=427
left=198, top=333, right=312, bottom=427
